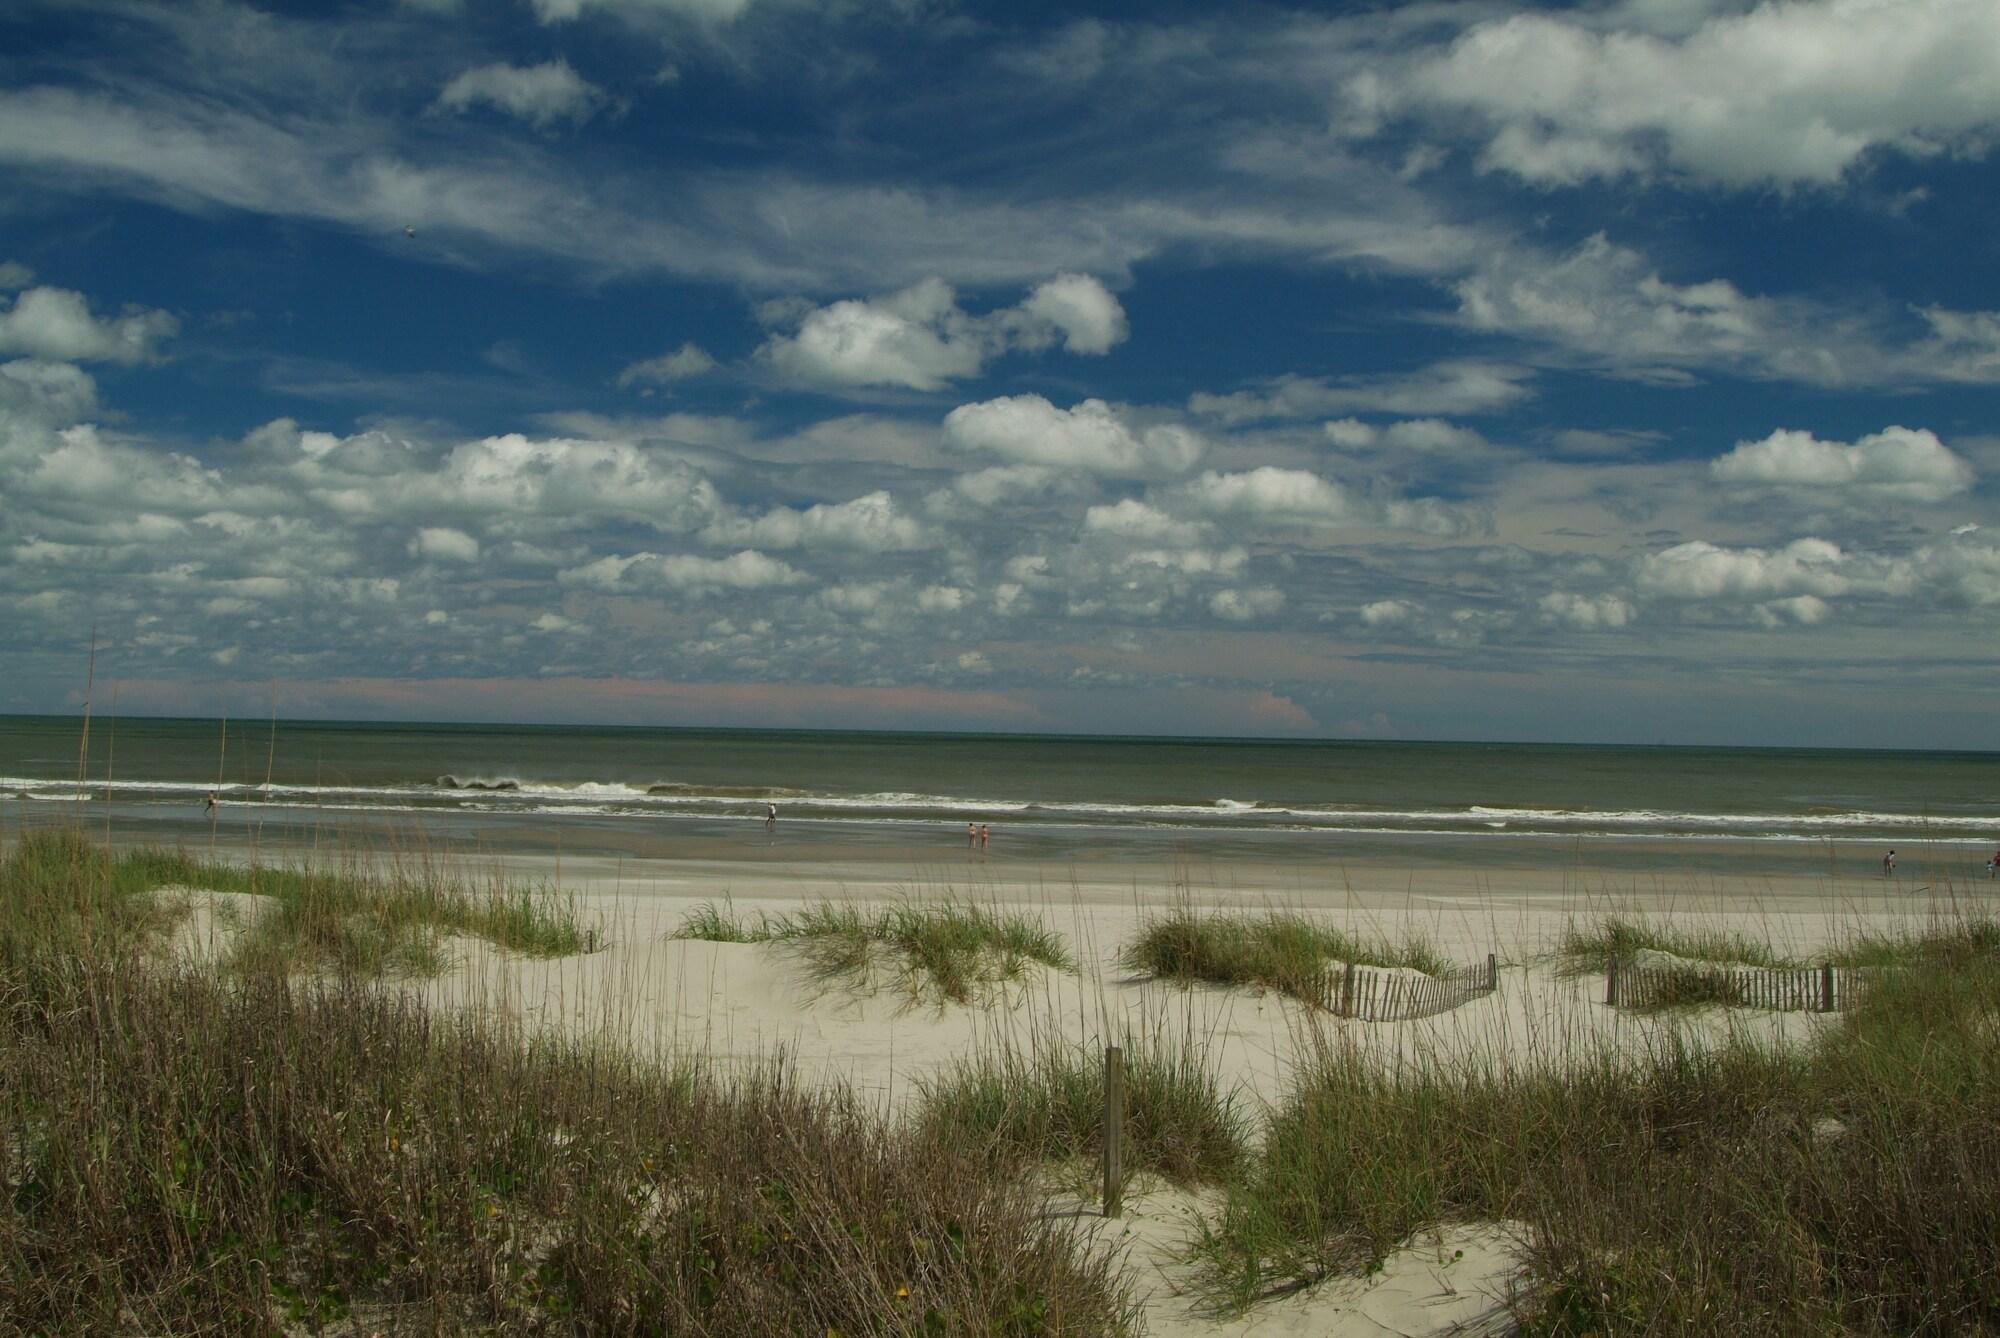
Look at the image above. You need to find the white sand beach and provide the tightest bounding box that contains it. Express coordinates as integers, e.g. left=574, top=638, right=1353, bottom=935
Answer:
left=161, top=841, right=1998, bottom=1338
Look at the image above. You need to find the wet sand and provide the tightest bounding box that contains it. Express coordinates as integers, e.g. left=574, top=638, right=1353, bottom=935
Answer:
left=42, top=794, right=1991, bottom=914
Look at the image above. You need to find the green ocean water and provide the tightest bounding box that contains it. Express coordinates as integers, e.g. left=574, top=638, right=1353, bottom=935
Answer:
left=2, top=715, right=1995, bottom=849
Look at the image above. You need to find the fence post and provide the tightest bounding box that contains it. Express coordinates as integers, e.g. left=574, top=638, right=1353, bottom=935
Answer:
left=1488, top=952, right=1498, bottom=991
left=1341, top=962, right=1357, bottom=1017
left=1102, top=1045, right=1125, bottom=1219
left=1606, top=956, right=1620, bottom=1007
left=1820, top=961, right=1835, bottom=1013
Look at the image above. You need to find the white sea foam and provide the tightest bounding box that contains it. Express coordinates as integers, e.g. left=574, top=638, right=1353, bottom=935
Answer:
left=6, top=769, right=1992, bottom=842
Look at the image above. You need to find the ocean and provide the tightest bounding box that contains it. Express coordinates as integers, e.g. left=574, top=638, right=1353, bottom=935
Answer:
left=2, top=716, right=1994, bottom=857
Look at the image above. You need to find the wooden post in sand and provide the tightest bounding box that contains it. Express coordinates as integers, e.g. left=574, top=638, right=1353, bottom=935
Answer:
left=1606, top=956, right=1621, bottom=1007
left=1488, top=952, right=1498, bottom=991
left=1820, top=961, right=1835, bottom=1013
left=1102, top=1046, right=1125, bottom=1219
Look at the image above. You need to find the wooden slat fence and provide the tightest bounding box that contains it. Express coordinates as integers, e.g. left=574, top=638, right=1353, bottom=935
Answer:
left=1605, top=958, right=1873, bottom=1013
left=1324, top=953, right=1500, bottom=1022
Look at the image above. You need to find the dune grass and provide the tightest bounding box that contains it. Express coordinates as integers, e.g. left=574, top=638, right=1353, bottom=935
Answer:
left=913, top=1021, right=1249, bottom=1188
left=673, top=898, right=1073, bottom=1005
left=0, top=959, right=1135, bottom=1334
left=0, top=827, right=1134, bottom=1334
left=1562, top=911, right=2000, bottom=1014
left=0, top=826, right=184, bottom=960
left=1561, top=911, right=2000, bottom=976
left=1196, top=910, right=2000, bottom=1333
left=1120, top=908, right=1449, bottom=1007
left=0, top=825, right=595, bottom=978
left=17, top=818, right=2000, bottom=1333
left=1557, top=913, right=1795, bottom=974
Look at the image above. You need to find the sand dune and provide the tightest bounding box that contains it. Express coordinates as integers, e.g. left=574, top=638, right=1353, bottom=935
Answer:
left=124, top=825, right=1989, bottom=1338
left=152, top=847, right=1992, bottom=1337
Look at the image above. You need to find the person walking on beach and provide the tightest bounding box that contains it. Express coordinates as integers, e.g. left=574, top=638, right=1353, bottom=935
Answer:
left=765, top=800, right=778, bottom=834
left=1882, top=849, right=1896, bottom=877
left=204, top=791, right=217, bottom=818
left=1987, top=849, right=1998, bottom=879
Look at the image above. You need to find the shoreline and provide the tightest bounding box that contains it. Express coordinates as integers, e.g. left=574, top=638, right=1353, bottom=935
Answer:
left=22, top=796, right=1994, bottom=913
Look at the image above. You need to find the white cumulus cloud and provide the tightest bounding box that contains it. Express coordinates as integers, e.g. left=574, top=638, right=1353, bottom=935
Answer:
left=1756, top=595, right=1830, bottom=626
left=1457, top=234, right=1764, bottom=370
left=947, top=464, right=1068, bottom=508
left=433, top=433, right=722, bottom=530
left=0, top=359, right=97, bottom=425
left=409, top=526, right=481, bottom=563
left=558, top=548, right=804, bottom=591
left=1082, top=498, right=1208, bottom=544
left=0, top=287, right=177, bottom=364
left=1209, top=587, right=1284, bottom=621
left=757, top=274, right=1126, bottom=392
left=943, top=395, right=1203, bottom=476
left=918, top=585, right=968, bottom=612
left=1711, top=425, right=1976, bottom=502
left=1360, top=598, right=1414, bottom=626
left=1012, top=272, right=1128, bottom=354
left=1635, top=538, right=1852, bottom=601
left=437, top=60, right=606, bottom=129
left=1175, top=466, right=1463, bottom=535
left=1386, top=0, right=2000, bottom=187
left=702, top=490, right=934, bottom=552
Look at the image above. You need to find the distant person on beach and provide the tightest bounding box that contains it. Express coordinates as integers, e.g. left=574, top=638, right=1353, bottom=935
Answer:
left=1988, top=850, right=1998, bottom=879
left=1883, top=849, right=1896, bottom=877
left=204, top=791, right=217, bottom=817
left=979, top=823, right=990, bottom=850
left=765, top=801, right=777, bottom=834
left=967, top=821, right=977, bottom=848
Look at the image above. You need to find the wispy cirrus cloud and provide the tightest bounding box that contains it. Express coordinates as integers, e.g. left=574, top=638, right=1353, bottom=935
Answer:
left=1189, top=362, right=1535, bottom=424
left=1453, top=233, right=2000, bottom=388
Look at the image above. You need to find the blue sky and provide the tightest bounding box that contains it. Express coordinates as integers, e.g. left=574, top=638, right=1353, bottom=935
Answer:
left=2, top=0, right=1997, bottom=747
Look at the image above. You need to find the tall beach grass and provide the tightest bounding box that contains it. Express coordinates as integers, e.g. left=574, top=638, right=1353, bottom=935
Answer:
left=0, top=825, right=1135, bottom=1334
left=914, top=1018, right=1249, bottom=1188
left=673, top=897, right=1073, bottom=1005
left=1121, top=907, right=1449, bottom=1007
left=1194, top=905, right=2000, bottom=1333
left=0, top=825, right=594, bottom=978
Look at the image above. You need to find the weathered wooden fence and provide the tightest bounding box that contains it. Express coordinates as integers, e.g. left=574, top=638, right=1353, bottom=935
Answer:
left=1605, top=957, right=1871, bottom=1012
left=1323, top=953, right=1500, bottom=1021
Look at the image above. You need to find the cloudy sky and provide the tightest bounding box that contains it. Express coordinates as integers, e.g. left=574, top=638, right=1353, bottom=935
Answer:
left=3, top=0, right=1998, bottom=747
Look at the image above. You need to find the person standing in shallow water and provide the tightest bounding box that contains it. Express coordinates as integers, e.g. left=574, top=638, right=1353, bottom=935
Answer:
left=765, top=801, right=777, bottom=835
left=1882, top=849, right=1896, bottom=877
left=967, top=821, right=977, bottom=849
left=979, top=823, right=990, bottom=851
